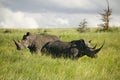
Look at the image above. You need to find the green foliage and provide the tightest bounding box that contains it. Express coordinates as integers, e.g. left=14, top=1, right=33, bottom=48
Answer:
left=39, top=29, right=48, bottom=35
left=96, top=27, right=120, bottom=32
left=77, top=28, right=90, bottom=33
left=0, top=28, right=120, bottom=80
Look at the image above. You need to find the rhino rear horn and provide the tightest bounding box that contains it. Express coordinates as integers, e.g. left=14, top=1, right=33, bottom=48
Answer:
left=92, top=44, right=97, bottom=49
left=94, top=40, right=105, bottom=54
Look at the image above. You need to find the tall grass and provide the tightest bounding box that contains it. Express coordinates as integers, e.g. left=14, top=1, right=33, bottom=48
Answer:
left=0, top=28, right=120, bottom=80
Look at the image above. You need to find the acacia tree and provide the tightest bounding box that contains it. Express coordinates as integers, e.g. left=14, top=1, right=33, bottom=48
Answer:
left=99, top=0, right=112, bottom=30
left=77, top=19, right=88, bottom=32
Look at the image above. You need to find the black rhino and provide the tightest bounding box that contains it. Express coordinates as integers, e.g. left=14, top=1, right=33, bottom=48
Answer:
left=41, top=39, right=105, bottom=59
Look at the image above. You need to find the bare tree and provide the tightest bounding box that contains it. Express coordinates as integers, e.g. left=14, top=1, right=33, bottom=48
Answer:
left=99, top=0, right=112, bottom=30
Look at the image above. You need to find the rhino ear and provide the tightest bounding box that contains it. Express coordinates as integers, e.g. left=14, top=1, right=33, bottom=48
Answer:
left=26, top=32, right=30, bottom=36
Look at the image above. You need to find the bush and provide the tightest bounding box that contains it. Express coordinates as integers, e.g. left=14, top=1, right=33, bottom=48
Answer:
left=95, top=27, right=120, bottom=32
left=77, top=28, right=90, bottom=33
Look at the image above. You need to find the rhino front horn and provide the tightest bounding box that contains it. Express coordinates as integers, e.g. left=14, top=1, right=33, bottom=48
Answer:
left=94, top=40, right=105, bottom=54
left=13, top=39, right=21, bottom=50
left=13, top=39, right=18, bottom=45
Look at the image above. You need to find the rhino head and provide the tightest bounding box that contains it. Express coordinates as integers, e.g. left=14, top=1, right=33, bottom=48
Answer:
left=71, top=39, right=105, bottom=58
left=13, top=32, right=36, bottom=50
left=84, top=40, right=105, bottom=58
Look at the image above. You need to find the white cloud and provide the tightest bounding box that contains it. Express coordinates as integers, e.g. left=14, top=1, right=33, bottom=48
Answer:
left=0, top=0, right=111, bottom=14
left=0, top=7, right=39, bottom=28
left=0, top=0, right=120, bottom=28
left=110, top=15, right=120, bottom=26
left=25, top=12, right=70, bottom=28
left=56, top=18, right=69, bottom=25
left=52, top=0, right=95, bottom=9
left=0, top=8, right=70, bottom=28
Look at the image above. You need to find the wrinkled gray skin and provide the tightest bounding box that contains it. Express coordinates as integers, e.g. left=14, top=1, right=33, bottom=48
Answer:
left=41, top=39, right=105, bottom=59
left=13, top=32, right=59, bottom=53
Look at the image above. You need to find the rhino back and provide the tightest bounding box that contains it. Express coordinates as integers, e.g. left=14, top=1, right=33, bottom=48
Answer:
left=32, top=34, right=59, bottom=50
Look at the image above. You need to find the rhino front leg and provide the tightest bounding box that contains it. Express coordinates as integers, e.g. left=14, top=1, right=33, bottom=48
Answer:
left=70, top=48, right=79, bottom=59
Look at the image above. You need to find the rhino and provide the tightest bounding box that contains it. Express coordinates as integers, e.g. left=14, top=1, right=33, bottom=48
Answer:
left=13, top=32, right=59, bottom=53
left=41, top=39, right=105, bottom=59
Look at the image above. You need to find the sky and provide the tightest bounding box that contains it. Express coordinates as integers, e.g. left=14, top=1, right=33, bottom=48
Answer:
left=0, top=0, right=120, bottom=28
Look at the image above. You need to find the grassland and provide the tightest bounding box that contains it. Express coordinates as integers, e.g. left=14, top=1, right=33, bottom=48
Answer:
left=0, top=28, right=120, bottom=80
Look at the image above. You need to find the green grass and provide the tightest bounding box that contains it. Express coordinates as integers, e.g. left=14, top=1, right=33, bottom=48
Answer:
left=0, top=28, right=120, bottom=80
